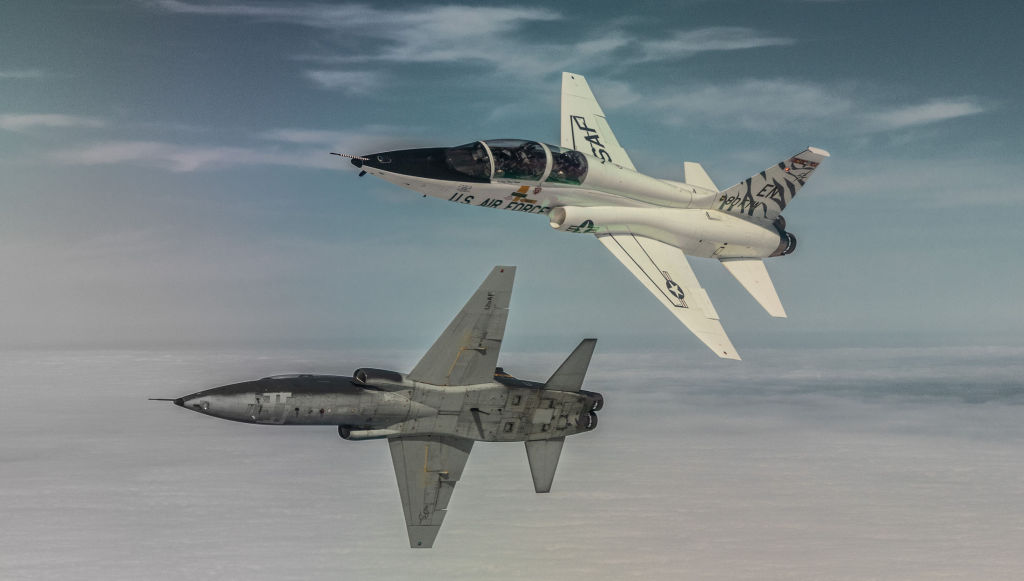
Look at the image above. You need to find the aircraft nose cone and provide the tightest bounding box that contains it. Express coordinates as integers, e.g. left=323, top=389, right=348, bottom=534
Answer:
left=356, top=147, right=475, bottom=183
left=358, top=151, right=393, bottom=171
left=174, top=397, right=185, bottom=407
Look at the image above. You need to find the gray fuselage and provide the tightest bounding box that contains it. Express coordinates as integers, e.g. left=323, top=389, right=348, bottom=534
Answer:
left=176, top=370, right=602, bottom=442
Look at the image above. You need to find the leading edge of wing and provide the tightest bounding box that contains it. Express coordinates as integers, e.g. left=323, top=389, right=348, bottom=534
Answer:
left=388, top=435, right=474, bottom=548
left=407, top=266, right=515, bottom=386
left=596, top=233, right=741, bottom=360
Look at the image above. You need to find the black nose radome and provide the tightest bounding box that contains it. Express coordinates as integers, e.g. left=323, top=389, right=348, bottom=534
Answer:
left=350, top=158, right=363, bottom=168
left=174, top=398, right=184, bottom=407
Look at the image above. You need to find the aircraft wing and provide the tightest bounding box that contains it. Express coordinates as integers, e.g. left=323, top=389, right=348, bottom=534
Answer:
left=388, top=435, right=474, bottom=548
left=561, top=72, right=636, bottom=171
left=596, top=233, right=740, bottom=360
left=407, top=266, right=514, bottom=386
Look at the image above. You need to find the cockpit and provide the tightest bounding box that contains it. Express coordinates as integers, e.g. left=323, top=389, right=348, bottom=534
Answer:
left=446, top=140, right=588, bottom=185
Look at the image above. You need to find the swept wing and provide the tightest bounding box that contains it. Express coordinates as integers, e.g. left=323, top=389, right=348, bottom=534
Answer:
left=388, top=435, right=474, bottom=548
left=597, top=233, right=740, bottom=360
left=407, top=266, right=514, bottom=386
left=561, top=72, right=636, bottom=170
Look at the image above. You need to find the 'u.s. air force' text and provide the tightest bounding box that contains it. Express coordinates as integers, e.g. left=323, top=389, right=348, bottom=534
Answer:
left=448, top=192, right=550, bottom=214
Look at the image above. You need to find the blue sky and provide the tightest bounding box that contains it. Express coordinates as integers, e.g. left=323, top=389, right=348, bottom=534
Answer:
left=2, top=0, right=1022, bottom=354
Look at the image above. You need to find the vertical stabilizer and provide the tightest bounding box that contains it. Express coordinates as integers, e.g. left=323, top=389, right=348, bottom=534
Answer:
left=713, top=147, right=830, bottom=221
left=544, top=338, right=597, bottom=392
left=525, top=437, right=565, bottom=493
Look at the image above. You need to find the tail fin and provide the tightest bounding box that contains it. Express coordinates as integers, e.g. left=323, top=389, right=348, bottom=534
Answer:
left=544, top=338, right=597, bottom=392
left=714, top=147, right=829, bottom=222
left=524, top=338, right=598, bottom=493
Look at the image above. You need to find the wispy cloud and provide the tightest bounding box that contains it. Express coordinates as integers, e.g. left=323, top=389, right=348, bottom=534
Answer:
left=0, top=113, right=105, bottom=131
left=156, top=2, right=560, bottom=44
left=157, top=2, right=561, bottom=75
left=259, top=128, right=359, bottom=145
left=258, top=126, right=434, bottom=153
left=638, top=27, right=794, bottom=60
left=615, top=79, right=984, bottom=136
left=303, top=70, right=384, bottom=94
left=155, top=2, right=793, bottom=79
left=647, top=79, right=854, bottom=130
left=0, top=69, right=47, bottom=80
left=50, top=140, right=337, bottom=172
left=865, top=98, right=985, bottom=131
left=50, top=124, right=419, bottom=171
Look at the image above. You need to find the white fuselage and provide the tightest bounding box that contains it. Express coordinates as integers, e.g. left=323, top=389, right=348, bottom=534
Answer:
left=361, top=151, right=784, bottom=260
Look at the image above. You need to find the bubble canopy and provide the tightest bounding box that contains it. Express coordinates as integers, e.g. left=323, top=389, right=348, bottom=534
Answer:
left=445, top=140, right=588, bottom=185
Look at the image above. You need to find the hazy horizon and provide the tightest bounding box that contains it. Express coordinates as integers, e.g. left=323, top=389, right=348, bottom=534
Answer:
left=3, top=345, right=1023, bottom=580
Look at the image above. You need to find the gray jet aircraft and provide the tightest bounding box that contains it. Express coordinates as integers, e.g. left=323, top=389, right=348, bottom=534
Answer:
left=164, top=266, right=603, bottom=548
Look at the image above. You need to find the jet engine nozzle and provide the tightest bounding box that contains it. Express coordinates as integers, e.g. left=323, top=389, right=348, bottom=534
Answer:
left=771, top=231, right=797, bottom=257
left=577, top=411, right=598, bottom=430
left=770, top=216, right=796, bottom=257
left=586, top=393, right=604, bottom=412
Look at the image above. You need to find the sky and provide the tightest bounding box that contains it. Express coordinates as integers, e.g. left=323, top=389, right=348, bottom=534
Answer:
left=2, top=1, right=1024, bottom=578
left=2, top=0, right=1022, bottom=353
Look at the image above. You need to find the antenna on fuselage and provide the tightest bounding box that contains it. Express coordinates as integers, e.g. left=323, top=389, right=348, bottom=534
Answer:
left=331, top=153, right=369, bottom=176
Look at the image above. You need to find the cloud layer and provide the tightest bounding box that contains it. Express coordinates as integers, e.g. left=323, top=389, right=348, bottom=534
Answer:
left=2, top=347, right=1022, bottom=579
left=0, top=113, right=105, bottom=131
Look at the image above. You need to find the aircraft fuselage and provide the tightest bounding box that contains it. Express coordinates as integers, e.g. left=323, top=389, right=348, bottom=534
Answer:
left=354, top=141, right=795, bottom=260
left=176, top=370, right=602, bottom=442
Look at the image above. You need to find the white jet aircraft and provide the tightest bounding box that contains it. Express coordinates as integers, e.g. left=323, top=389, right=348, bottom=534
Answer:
left=347, top=72, right=829, bottom=359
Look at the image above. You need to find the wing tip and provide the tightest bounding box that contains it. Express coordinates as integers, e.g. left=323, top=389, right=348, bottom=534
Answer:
left=407, top=525, right=441, bottom=549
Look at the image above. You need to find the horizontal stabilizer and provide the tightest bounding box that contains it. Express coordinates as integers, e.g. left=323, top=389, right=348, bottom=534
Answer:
left=525, top=437, right=565, bottom=493
left=545, top=338, right=597, bottom=392
left=683, top=161, right=718, bottom=191
left=719, top=258, right=786, bottom=317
